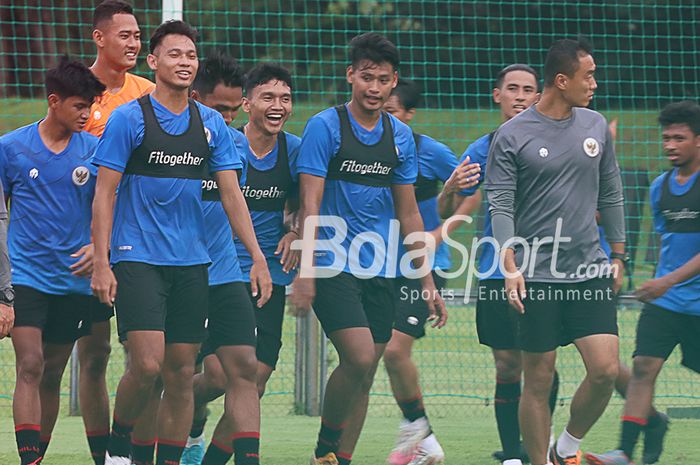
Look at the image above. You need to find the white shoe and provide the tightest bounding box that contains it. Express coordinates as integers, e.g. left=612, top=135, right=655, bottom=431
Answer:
left=388, top=418, right=431, bottom=465
left=502, top=460, right=523, bottom=465
left=105, top=452, right=132, bottom=465
left=407, top=433, right=445, bottom=465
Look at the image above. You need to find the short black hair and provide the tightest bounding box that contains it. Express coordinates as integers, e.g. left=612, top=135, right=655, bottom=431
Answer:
left=45, top=57, right=106, bottom=102
left=495, top=64, right=539, bottom=90
left=348, top=32, right=400, bottom=71
left=193, top=50, right=243, bottom=97
left=93, top=0, right=134, bottom=28
left=659, top=100, right=700, bottom=136
left=243, top=63, right=293, bottom=96
left=149, top=20, right=198, bottom=54
left=390, top=78, right=421, bottom=111
left=543, top=38, right=593, bottom=86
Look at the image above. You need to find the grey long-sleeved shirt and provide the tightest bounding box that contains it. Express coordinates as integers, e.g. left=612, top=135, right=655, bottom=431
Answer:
left=484, top=105, right=625, bottom=282
left=0, top=182, right=11, bottom=290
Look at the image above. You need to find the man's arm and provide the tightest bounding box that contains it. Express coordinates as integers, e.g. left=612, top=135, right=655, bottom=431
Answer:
left=0, top=215, right=13, bottom=338
left=215, top=169, right=272, bottom=307
left=275, top=196, right=300, bottom=273
left=90, top=166, right=122, bottom=305
left=437, top=157, right=481, bottom=218
left=637, top=252, right=700, bottom=302
left=392, top=183, right=447, bottom=327
left=289, top=173, right=325, bottom=313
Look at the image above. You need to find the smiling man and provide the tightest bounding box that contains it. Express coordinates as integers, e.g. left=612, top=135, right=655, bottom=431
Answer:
left=90, top=20, right=270, bottom=465
left=485, top=39, right=626, bottom=465
left=291, top=32, right=446, bottom=465
left=0, top=58, right=105, bottom=465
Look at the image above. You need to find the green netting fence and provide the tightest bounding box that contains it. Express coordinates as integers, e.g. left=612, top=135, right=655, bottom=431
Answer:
left=0, top=0, right=698, bottom=418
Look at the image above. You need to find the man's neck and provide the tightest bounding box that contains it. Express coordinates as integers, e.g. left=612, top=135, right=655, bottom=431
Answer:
left=90, top=57, right=128, bottom=94
left=38, top=115, right=72, bottom=153
left=347, top=100, right=381, bottom=130
left=677, top=156, right=700, bottom=181
left=245, top=123, right=277, bottom=159
left=151, top=85, right=190, bottom=114
left=535, top=89, right=574, bottom=120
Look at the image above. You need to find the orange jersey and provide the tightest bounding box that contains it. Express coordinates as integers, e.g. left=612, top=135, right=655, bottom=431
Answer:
left=85, top=72, right=155, bottom=137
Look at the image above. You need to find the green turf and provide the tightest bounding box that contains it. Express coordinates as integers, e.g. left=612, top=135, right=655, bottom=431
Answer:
left=0, top=410, right=697, bottom=464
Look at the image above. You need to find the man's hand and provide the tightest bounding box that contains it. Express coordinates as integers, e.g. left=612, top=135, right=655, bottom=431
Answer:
left=250, top=256, right=273, bottom=308
left=70, top=244, right=94, bottom=277
left=0, top=303, right=14, bottom=338
left=274, top=231, right=300, bottom=273
left=612, top=259, right=625, bottom=295
left=420, top=274, right=448, bottom=328
left=636, top=276, right=673, bottom=303
left=289, top=276, right=315, bottom=316
left=91, top=263, right=117, bottom=306
left=505, top=271, right=527, bottom=313
left=442, top=157, right=481, bottom=195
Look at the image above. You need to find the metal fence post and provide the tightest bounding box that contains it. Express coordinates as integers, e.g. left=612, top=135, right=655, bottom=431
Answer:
left=161, top=0, right=183, bottom=22
left=69, top=344, right=80, bottom=416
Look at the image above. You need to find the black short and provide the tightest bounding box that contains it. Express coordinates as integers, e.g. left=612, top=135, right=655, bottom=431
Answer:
left=517, top=278, right=618, bottom=353
left=89, top=299, right=114, bottom=324
left=314, top=272, right=396, bottom=343
left=113, top=261, right=209, bottom=344
left=206, top=281, right=256, bottom=350
left=249, top=283, right=286, bottom=369
left=634, top=303, right=700, bottom=373
left=13, top=285, right=95, bottom=344
left=476, top=279, right=520, bottom=350
left=394, top=272, right=446, bottom=339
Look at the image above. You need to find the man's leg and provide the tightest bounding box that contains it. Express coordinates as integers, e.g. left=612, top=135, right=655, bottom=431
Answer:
left=77, top=318, right=112, bottom=465
left=313, top=327, right=378, bottom=461
left=155, top=342, right=200, bottom=465
left=38, top=342, right=74, bottom=457
left=12, top=326, right=46, bottom=465
left=520, top=350, right=557, bottom=465
left=552, top=333, right=618, bottom=461
left=107, top=331, right=165, bottom=460
left=256, top=362, right=275, bottom=398
left=492, top=349, right=524, bottom=463
left=130, top=376, right=161, bottom=465
left=201, top=344, right=260, bottom=465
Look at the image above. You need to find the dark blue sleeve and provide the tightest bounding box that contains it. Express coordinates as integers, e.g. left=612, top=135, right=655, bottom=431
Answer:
left=286, top=133, right=302, bottom=183
left=296, top=115, right=337, bottom=178
left=207, top=111, right=239, bottom=172
left=458, top=135, right=490, bottom=197
left=650, top=173, right=665, bottom=234
left=0, top=141, right=11, bottom=196
left=92, top=107, right=136, bottom=173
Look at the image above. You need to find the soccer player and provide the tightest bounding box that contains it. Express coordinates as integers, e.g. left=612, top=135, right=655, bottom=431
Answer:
left=1, top=58, right=105, bottom=465
left=291, top=32, right=447, bottom=465
left=90, top=20, right=271, bottom=465
left=72, top=3, right=155, bottom=463
left=485, top=39, right=626, bottom=465
left=585, top=101, right=700, bottom=465
left=439, top=64, right=559, bottom=465
left=382, top=78, right=479, bottom=465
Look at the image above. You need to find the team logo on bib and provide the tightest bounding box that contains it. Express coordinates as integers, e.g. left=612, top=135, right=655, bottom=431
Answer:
left=204, top=127, right=212, bottom=143
left=72, top=166, right=90, bottom=186
left=539, top=147, right=549, bottom=158
left=29, top=168, right=39, bottom=179
left=93, top=110, right=102, bottom=121
left=583, top=137, right=600, bottom=157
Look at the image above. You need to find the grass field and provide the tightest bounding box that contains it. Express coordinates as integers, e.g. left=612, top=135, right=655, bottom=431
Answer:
left=1, top=410, right=699, bottom=464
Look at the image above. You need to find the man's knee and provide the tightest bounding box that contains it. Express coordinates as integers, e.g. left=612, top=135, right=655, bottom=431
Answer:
left=494, top=352, right=522, bottom=382
left=383, top=343, right=410, bottom=372
left=340, top=348, right=376, bottom=379
left=17, top=353, right=45, bottom=386
left=588, top=359, right=619, bottom=388
left=631, top=356, right=663, bottom=383
left=79, top=338, right=112, bottom=379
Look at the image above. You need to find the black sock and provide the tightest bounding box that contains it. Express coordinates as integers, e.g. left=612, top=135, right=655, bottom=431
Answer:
left=233, top=433, right=260, bottom=465
left=398, top=395, right=427, bottom=422
left=549, top=370, right=560, bottom=416
left=315, top=419, right=344, bottom=458
left=646, top=410, right=661, bottom=429
left=190, top=416, right=207, bottom=439
left=155, top=440, right=186, bottom=465
left=87, top=430, right=109, bottom=465
left=39, top=435, right=51, bottom=459
left=619, top=417, right=646, bottom=460
left=131, top=439, right=155, bottom=465
left=108, top=417, right=134, bottom=459
left=16, top=424, right=41, bottom=465
left=337, top=452, right=352, bottom=465
left=494, top=380, right=521, bottom=460
left=201, top=439, right=233, bottom=465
